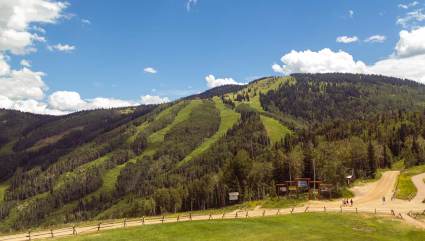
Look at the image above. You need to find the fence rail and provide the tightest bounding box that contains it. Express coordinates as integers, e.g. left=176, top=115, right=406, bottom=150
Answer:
left=0, top=207, right=424, bottom=241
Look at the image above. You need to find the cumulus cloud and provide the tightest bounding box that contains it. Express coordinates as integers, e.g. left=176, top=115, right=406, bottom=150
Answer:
left=272, top=48, right=367, bottom=75
left=205, top=74, right=245, bottom=88
left=395, top=26, right=425, bottom=57
left=140, top=95, right=170, bottom=105
left=47, top=43, right=75, bottom=52
left=272, top=26, right=425, bottom=84
left=365, top=35, right=386, bottom=43
left=0, top=1, right=169, bottom=115
left=186, top=0, right=198, bottom=11
left=0, top=0, right=67, bottom=54
left=336, top=36, right=359, bottom=43
left=144, top=67, right=157, bottom=74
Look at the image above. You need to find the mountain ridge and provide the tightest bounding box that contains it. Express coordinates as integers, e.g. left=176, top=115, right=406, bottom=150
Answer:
left=1, top=73, right=425, bottom=231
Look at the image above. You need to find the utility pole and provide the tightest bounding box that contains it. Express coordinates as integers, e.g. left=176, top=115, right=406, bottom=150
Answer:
left=313, top=159, right=316, bottom=198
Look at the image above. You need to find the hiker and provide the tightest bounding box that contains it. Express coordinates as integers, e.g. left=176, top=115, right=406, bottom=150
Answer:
left=382, top=196, right=386, bottom=204
left=350, top=199, right=353, bottom=206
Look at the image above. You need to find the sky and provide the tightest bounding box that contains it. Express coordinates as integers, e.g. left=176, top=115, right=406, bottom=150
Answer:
left=1, top=0, right=425, bottom=114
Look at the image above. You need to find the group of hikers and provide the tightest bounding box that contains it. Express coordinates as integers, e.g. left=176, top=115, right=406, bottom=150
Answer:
left=342, top=199, right=354, bottom=207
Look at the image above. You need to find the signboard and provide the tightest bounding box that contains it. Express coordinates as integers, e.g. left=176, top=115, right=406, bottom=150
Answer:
left=228, top=192, right=239, bottom=201
left=279, top=186, right=287, bottom=192
left=288, top=186, right=297, bottom=191
left=298, top=180, right=308, bottom=188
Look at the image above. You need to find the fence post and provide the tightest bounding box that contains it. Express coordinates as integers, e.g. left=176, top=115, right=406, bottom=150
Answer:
left=323, top=206, right=326, bottom=212
left=245, top=211, right=249, bottom=218
left=304, top=207, right=309, bottom=213
left=374, top=208, right=377, bottom=214
left=124, top=218, right=127, bottom=228
left=50, top=229, right=54, bottom=238
left=97, top=223, right=101, bottom=232
left=189, top=213, right=192, bottom=221
left=28, top=230, right=31, bottom=241
left=177, top=215, right=180, bottom=222
left=161, top=216, right=165, bottom=224
left=277, top=209, right=280, bottom=215
left=290, top=207, right=294, bottom=214
left=209, top=214, right=212, bottom=220
left=391, top=210, right=395, bottom=216
left=72, top=225, right=77, bottom=235
left=340, top=207, right=342, bottom=213
left=222, top=212, right=225, bottom=219
left=355, top=208, right=358, bottom=214
left=235, top=212, right=238, bottom=218
left=262, top=210, right=266, bottom=216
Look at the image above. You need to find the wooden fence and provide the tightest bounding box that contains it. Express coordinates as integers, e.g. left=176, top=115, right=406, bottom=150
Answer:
left=0, top=207, right=423, bottom=241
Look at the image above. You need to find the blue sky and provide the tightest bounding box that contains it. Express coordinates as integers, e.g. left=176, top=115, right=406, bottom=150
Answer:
left=1, top=0, right=425, bottom=114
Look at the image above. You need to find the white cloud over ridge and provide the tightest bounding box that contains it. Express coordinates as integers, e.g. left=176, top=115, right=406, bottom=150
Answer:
left=205, top=74, right=245, bottom=88
left=272, top=26, right=425, bottom=83
left=0, top=1, right=171, bottom=115
left=140, top=95, right=170, bottom=105
left=336, top=36, right=358, bottom=43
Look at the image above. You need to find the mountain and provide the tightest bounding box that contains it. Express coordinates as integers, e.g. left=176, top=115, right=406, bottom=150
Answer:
left=1, top=73, right=425, bottom=231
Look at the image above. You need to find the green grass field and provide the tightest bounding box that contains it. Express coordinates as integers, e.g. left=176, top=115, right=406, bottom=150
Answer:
left=396, top=164, right=425, bottom=200
left=58, top=213, right=424, bottom=241
left=260, top=115, right=291, bottom=144
left=178, top=98, right=240, bottom=167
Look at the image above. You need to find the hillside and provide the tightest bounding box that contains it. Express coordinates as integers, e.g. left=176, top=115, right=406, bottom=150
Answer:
left=1, top=73, right=425, bottom=231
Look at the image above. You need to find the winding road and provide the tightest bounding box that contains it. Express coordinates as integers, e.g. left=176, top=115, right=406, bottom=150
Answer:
left=1, top=171, right=425, bottom=240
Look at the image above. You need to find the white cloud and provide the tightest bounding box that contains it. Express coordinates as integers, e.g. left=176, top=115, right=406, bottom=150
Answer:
left=48, top=91, right=86, bottom=111
left=20, top=59, right=31, bottom=67
left=272, top=48, right=367, bottom=75
left=272, top=26, right=425, bottom=84
left=144, top=67, right=157, bottom=74
left=348, top=10, right=354, bottom=18
left=365, top=35, right=386, bottom=43
left=47, top=43, right=75, bottom=52
left=140, top=95, right=170, bottom=105
left=205, top=74, right=245, bottom=88
left=0, top=0, right=67, bottom=54
left=336, top=35, right=359, bottom=43
left=186, top=0, right=198, bottom=11
left=395, top=26, right=425, bottom=57
left=398, top=1, right=419, bottom=9
left=0, top=62, right=47, bottom=101
left=368, top=54, right=425, bottom=83
left=397, top=9, right=425, bottom=28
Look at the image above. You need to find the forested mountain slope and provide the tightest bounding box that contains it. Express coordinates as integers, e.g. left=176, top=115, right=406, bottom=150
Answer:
left=1, top=73, right=425, bottom=231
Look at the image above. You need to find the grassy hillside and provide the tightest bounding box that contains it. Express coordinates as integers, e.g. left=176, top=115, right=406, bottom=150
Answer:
left=178, top=97, right=240, bottom=167
left=2, top=74, right=425, bottom=231
left=58, top=213, right=424, bottom=241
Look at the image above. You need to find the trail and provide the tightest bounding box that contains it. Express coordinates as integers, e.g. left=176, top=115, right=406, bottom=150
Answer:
left=1, top=171, right=425, bottom=241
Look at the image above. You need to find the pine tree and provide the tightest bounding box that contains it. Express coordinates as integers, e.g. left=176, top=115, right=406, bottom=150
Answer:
left=368, top=141, right=377, bottom=178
